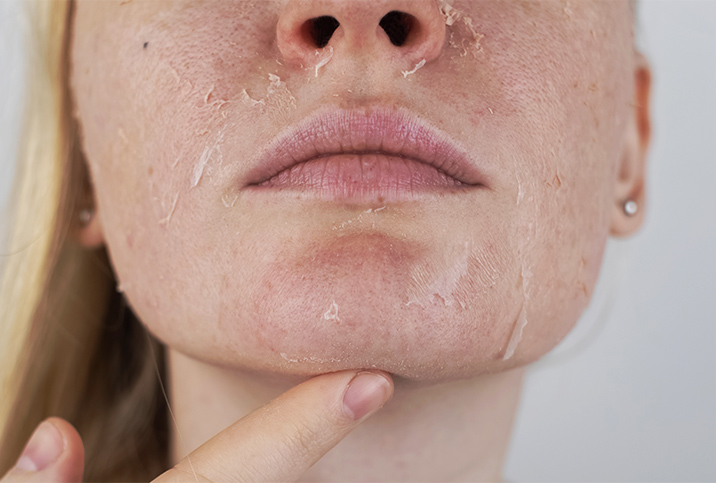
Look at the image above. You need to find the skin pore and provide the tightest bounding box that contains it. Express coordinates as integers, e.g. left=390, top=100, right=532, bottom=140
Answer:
left=68, top=0, right=649, bottom=480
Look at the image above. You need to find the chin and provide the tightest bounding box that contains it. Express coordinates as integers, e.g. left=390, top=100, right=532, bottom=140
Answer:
left=198, top=233, right=552, bottom=383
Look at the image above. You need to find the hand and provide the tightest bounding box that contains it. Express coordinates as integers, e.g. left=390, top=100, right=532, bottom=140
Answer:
left=2, top=369, right=393, bottom=482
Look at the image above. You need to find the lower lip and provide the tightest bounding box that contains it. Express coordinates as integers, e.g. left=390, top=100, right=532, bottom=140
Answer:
left=247, top=154, right=472, bottom=203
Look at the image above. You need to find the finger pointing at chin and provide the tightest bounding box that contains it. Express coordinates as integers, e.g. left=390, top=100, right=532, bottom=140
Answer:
left=154, top=369, right=393, bottom=483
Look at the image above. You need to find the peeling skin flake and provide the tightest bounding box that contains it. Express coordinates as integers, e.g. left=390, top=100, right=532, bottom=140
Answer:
left=240, top=88, right=265, bottom=107
left=402, top=59, right=426, bottom=78
left=516, top=175, right=524, bottom=205
left=190, top=132, right=224, bottom=188
left=502, top=169, right=537, bottom=360
left=158, top=193, right=179, bottom=226
left=241, top=74, right=297, bottom=113
left=405, top=240, right=471, bottom=308
left=439, top=1, right=462, bottom=26
left=280, top=352, right=342, bottom=364
left=220, top=193, right=239, bottom=208
left=503, top=263, right=531, bottom=360
left=267, top=73, right=297, bottom=110
left=503, top=304, right=528, bottom=360
left=323, top=299, right=341, bottom=321
left=314, top=46, right=334, bottom=77
left=280, top=352, right=299, bottom=363
left=439, top=0, right=484, bottom=57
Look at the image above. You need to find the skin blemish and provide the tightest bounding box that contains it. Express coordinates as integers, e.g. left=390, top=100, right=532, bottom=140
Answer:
left=143, top=41, right=148, bottom=49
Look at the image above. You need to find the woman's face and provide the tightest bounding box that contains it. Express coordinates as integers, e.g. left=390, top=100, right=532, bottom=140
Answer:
left=71, top=0, right=639, bottom=381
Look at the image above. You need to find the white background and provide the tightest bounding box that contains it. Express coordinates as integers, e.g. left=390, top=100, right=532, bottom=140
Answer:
left=2, top=1, right=715, bottom=481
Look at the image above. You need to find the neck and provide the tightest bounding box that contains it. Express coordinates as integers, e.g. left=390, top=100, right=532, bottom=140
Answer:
left=167, top=349, right=525, bottom=482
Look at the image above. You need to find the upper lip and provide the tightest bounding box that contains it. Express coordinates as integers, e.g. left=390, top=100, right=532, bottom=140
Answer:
left=243, top=106, right=490, bottom=189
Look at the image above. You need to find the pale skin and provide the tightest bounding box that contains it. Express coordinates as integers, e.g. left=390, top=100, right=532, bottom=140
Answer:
left=3, top=0, right=651, bottom=481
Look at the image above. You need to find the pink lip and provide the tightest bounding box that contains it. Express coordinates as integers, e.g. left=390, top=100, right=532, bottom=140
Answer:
left=243, top=107, right=489, bottom=202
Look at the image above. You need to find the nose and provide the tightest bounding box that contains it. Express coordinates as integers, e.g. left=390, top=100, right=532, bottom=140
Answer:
left=277, top=0, right=446, bottom=70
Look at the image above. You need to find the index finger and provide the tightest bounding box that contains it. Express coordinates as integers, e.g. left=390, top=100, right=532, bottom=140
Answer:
left=153, top=369, right=393, bottom=482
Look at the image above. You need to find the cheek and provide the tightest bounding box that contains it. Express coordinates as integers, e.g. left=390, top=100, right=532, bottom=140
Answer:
left=502, top=161, right=614, bottom=365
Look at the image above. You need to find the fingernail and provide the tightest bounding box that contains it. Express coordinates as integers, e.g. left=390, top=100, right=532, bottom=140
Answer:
left=15, top=421, right=64, bottom=472
left=343, top=371, right=392, bottom=421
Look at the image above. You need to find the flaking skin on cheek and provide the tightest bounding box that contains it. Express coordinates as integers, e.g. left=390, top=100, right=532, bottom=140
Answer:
left=439, top=0, right=485, bottom=59
left=405, top=238, right=506, bottom=309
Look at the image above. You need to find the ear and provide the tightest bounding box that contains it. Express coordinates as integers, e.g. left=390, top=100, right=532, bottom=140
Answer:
left=71, top=157, right=105, bottom=249
left=610, top=51, right=652, bottom=237
left=75, top=206, right=105, bottom=248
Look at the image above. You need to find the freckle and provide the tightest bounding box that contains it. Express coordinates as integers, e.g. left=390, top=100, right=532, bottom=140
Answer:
left=148, top=166, right=154, bottom=176
left=143, top=42, right=148, bottom=49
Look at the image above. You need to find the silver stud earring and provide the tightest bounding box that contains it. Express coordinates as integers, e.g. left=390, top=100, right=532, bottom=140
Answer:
left=79, top=208, right=94, bottom=226
left=623, top=199, right=638, bottom=217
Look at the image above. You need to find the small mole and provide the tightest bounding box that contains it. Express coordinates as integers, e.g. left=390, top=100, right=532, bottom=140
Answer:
left=143, top=42, right=148, bottom=49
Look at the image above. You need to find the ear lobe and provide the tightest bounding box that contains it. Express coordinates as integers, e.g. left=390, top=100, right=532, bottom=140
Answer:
left=76, top=208, right=105, bottom=248
left=610, top=51, right=652, bottom=237
left=71, top=202, right=105, bottom=249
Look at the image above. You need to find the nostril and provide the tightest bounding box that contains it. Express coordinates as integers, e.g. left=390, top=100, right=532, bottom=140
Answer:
left=379, top=11, right=416, bottom=47
left=302, top=16, right=340, bottom=48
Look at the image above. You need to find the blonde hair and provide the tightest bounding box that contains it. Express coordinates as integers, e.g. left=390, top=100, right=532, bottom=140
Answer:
left=0, top=1, right=168, bottom=479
